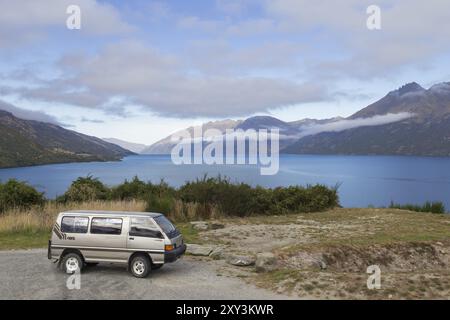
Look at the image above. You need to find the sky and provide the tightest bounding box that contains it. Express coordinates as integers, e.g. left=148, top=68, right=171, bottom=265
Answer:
left=0, top=0, right=449, bottom=144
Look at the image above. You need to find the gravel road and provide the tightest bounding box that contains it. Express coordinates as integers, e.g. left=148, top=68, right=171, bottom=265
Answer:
left=0, top=249, right=288, bottom=300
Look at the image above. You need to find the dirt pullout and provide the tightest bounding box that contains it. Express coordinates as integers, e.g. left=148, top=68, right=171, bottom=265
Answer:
left=280, top=242, right=449, bottom=273
left=193, top=209, right=450, bottom=299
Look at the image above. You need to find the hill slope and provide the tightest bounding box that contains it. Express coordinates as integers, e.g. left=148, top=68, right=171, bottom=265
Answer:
left=284, top=82, right=450, bottom=156
left=0, top=110, right=134, bottom=168
left=102, top=138, right=148, bottom=154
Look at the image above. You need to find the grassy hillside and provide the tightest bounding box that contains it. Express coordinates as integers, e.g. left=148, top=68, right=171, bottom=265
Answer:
left=0, top=110, right=134, bottom=168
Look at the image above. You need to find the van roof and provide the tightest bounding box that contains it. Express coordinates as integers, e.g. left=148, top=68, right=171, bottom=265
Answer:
left=59, top=210, right=163, bottom=218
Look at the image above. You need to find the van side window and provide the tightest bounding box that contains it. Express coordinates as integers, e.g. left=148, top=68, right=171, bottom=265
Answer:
left=130, top=217, right=163, bottom=238
left=91, top=218, right=122, bottom=235
left=61, top=216, right=89, bottom=233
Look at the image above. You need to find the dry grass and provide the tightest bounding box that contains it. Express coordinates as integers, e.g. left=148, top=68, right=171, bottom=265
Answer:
left=0, top=200, right=146, bottom=234
left=168, top=200, right=224, bottom=222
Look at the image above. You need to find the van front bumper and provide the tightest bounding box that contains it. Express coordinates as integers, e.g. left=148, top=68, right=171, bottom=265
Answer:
left=164, top=244, right=186, bottom=263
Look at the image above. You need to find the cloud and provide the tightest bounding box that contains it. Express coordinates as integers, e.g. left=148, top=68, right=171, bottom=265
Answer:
left=80, top=117, right=104, bottom=123
left=177, top=16, right=222, bottom=33
left=8, top=40, right=330, bottom=118
left=298, top=112, right=414, bottom=138
left=0, top=100, right=63, bottom=124
left=0, top=0, right=133, bottom=48
left=185, top=40, right=305, bottom=74
left=262, top=0, right=450, bottom=79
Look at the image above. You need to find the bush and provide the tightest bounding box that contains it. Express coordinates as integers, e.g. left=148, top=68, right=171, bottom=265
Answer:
left=111, top=176, right=149, bottom=200
left=145, top=195, right=174, bottom=215
left=111, top=177, right=176, bottom=201
left=58, top=176, right=110, bottom=202
left=177, top=176, right=339, bottom=217
left=389, top=201, right=445, bottom=214
left=57, top=175, right=340, bottom=219
left=0, top=179, right=45, bottom=213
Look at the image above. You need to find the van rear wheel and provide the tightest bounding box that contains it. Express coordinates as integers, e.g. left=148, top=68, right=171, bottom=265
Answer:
left=130, top=255, right=151, bottom=278
left=61, top=253, right=83, bottom=274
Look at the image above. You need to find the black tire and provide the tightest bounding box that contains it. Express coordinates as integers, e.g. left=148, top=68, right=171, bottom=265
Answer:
left=130, top=255, right=151, bottom=278
left=60, top=252, right=83, bottom=274
left=152, top=264, right=163, bottom=270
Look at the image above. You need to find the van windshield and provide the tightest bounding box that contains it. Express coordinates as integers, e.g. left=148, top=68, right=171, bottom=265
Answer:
left=153, top=215, right=178, bottom=238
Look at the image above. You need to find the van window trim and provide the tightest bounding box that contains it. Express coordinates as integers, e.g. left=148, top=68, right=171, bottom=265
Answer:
left=90, top=217, right=124, bottom=235
left=61, top=216, right=90, bottom=234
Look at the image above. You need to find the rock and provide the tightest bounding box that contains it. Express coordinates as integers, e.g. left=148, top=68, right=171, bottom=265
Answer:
left=314, top=259, right=327, bottom=270
left=190, top=221, right=209, bottom=231
left=209, top=222, right=225, bottom=230
left=435, top=242, right=444, bottom=247
left=186, top=244, right=213, bottom=256
left=226, top=254, right=256, bottom=267
left=255, top=252, right=277, bottom=273
left=209, top=247, right=225, bottom=260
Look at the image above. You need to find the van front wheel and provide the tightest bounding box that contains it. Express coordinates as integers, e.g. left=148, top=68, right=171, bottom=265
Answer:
left=130, top=255, right=151, bottom=278
left=61, top=253, right=83, bottom=274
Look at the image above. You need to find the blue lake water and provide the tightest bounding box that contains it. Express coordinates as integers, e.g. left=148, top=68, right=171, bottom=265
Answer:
left=0, top=154, right=449, bottom=209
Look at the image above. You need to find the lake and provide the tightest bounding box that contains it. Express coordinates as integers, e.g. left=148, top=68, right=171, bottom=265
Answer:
left=0, top=154, right=449, bottom=209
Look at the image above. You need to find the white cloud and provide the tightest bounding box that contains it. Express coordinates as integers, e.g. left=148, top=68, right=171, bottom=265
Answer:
left=298, top=112, right=414, bottom=138
left=0, top=99, right=63, bottom=124
left=262, top=0, right=450, bottom=79
left=8, top=40, right=330, bottom=118
left=0, top=0, right=133, bottom=48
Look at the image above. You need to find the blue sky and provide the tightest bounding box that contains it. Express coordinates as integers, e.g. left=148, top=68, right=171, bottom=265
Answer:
left=0, top=0, right=449, bottom=144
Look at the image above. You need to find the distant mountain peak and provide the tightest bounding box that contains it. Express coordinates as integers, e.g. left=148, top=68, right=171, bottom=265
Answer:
left=392, top=82, right=425, bottom=96
left=237, top=115, right=289, bottom=130
left=429, top=82, right=450, bottom=93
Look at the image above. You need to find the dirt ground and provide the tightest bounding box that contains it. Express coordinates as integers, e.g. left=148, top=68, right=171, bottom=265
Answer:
left=190, top=208, right=450, bottom=299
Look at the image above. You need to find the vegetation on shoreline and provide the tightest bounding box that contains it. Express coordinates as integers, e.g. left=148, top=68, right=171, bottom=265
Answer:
left=0, top=175, right=338, bottom=248
left=0, top=175, right=447, bottom=251
left=388, top=201, right=445, bottom=214
left=1, top=175, right=340, bottom=219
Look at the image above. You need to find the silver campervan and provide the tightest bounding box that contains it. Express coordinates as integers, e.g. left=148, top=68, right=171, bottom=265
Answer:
left=48, top=210, right=186, bottom=278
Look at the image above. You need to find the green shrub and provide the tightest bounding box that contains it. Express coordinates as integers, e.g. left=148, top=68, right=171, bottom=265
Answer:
left=111, top=176, right=149, bottom=200
left=57, top=175, right=340, bottom=218
left=58, top=176, right=110, bottom=202
left=177, top=176, right=339, bottom=217
left=145, top=195, right=174, bottom=215
left=389, top=201, right=445, bottom=214
left=111, top=177, right=176, bottom=201
left=0, top=179, right=45, bottom=213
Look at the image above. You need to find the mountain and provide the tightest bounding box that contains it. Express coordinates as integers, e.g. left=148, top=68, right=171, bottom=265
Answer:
left=102, top=138, right=148, bottom=154
left=350, top=82, right=450, bottom=119
left=141, top=119, right=242, bottom=154
left=142, top=81, right=450, bottom=157
left=284, top=82, right=450, bottom=156
left=0, top=110, right=134, bottom=168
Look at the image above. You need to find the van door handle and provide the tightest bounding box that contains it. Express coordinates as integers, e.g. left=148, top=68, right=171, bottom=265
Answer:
left=129, top=237, right=134, bottom=240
